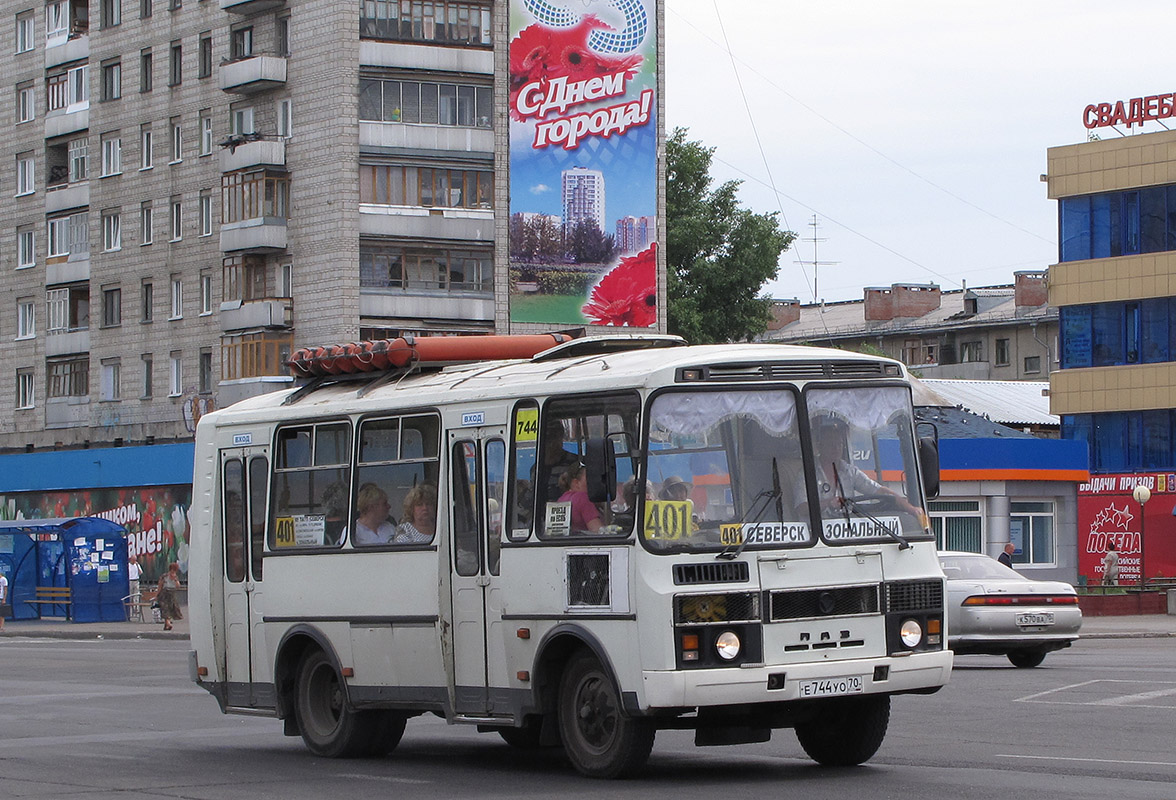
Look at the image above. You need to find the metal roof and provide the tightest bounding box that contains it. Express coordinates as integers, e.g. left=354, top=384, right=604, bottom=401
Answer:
left=918, top=379, right=1057, bottom=427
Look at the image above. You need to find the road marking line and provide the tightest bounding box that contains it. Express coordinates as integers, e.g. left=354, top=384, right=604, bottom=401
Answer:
left=1090, top=687, right=1176, bottom=706
left=998, top=754, right=1176, bottom=768
left=1016, top=679, right=1176, bottom=704
left=0, top=725, right=271, bottom=750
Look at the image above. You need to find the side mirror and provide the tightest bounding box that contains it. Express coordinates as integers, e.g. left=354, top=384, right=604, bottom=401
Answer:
left=918, top=436, right=940, bottom=499
left=584, top=437, right=617, bottom=504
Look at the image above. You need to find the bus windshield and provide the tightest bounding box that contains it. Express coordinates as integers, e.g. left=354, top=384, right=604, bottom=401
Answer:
left=643, top=388, right=811, bottom=553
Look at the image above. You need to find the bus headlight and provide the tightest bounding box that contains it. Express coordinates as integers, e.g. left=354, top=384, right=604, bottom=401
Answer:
left=716, top=631, right=741, bottom=660
left=899, top=619, right=923, bottom=648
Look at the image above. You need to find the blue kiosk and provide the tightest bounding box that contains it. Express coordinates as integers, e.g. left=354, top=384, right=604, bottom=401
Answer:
left=0, top=517, right=129, bottom=623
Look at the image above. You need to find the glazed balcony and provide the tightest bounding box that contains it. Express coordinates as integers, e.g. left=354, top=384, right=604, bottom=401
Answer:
left=219, top=298, right=292, bottom=332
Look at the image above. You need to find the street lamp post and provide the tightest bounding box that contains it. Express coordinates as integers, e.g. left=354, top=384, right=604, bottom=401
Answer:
left=1133, top=485, right=1151, bottom=592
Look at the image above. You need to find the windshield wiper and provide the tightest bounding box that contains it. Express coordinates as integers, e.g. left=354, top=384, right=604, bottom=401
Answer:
left=830, top=463, right=911, bottom=551
left=717, top=458, right=783, bottom=561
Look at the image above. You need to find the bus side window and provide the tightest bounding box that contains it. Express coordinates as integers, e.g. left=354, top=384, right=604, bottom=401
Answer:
left=223, top=458, right=247, bottom=582
left=485, top=438, right=505, bottom=575
left=271, top=422, right=351, bottom=549
left=507, top=401, right=538, bottom=541
left=451, top=440, right=480, bottom=575
left=248, top=456, right=268, bottom=580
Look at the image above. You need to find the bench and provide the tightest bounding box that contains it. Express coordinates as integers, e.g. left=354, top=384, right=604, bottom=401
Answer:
left=25, top=586, right=73, bottom=620
left=123, top=590, right=157, bottom=623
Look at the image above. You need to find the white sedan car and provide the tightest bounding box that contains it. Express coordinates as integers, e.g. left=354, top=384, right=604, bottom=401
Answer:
left=939, top=551, right=1083, bottom=668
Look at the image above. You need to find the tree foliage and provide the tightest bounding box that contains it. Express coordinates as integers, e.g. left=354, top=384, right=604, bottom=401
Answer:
left=666, top=127, right=795, bottom=344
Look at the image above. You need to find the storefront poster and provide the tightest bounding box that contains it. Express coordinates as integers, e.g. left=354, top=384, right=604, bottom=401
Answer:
left=0, top=486, right=191, bottom=584
left=1077, top=472, right=1176, bottom=585
left=509, top=0, right=659, bottom=327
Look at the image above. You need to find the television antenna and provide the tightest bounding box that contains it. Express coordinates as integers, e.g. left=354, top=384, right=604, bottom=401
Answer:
left=803, top=215, right=838, bottom=303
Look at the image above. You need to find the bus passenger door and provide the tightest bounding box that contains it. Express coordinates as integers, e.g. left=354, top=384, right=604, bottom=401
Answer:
left=220, top=448, right=270, bottom=708
left=448, top=427, right=508, bottom=716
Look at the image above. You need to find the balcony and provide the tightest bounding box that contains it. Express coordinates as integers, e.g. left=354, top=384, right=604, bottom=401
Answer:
left=220, top=55, right=287, bottom=94
left=220, top=0, right=286, bottom=13
left=45, top=31, right=88, bottom=69
left=46, top=396, right=91, bottom=429
left=220, top=137, right=285, bottom=172
left=45, top=181, right=89, bottom=214
left=46, top=329, right=90, bottom=357
left=221, top=219, right=287, bottom=253
left=359, top=292, right=494, bottom=324
left=219, top=298, right=292, bottom=332
left=46, top=254, right=90, bottom=285
left=45, top=106, right=89, bottom=139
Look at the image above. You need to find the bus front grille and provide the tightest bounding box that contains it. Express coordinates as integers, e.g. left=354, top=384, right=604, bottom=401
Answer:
left=885, top=579, right=944, bottom=612
left=768, top=585, right=880, bottom=621
left=673, top=561, right=750, bottom=585
left=674, top=592, right=759, bottom=625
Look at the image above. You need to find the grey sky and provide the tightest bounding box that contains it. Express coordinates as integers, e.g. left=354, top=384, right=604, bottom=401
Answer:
left=665, top=1, right=1167, bottom=302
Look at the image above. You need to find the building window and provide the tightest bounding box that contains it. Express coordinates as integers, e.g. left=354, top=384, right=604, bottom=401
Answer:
left=230, top=26, right=252, bottom=60
left=169, top=351, right=182, bottom=396
left=1060, top=298, right=1175, bottom=368
left=140, top=201, right=153, bottom=245
left=222, top=255, right=268, bottom=302
left=101, top=60, right=122, bottom=101
left=170, top=275, right=182, bottom=318
left=100, top=358, right=121, bottom=401
left=101, top=287, right=122, bottom=327
left=101, top=134, right=122, bottom=176
left=199, top=190, right=213, bottom=236
left=47, top=357, right=89, bottom=398
left=18, top=228, right=35, bottom=267
left=140, top=0, right=152, bottom=19
left=279, top=263, right=293, bottom=298
left=359, top=78, right=491, bottom=128
left=140, top=48, right=152, bottom=92
left=1023, top=355, right=1041, bottom=374
left=101, top=210, right=121, bottom=251
left=1009, top=501, right=1055, bottom=566
left=170, top=196, right=182, bottom=240
left=169, top=0, right=181, bottom=10
left=141, top=280, right=153, bottom=322
left=100, top=0, right=121, bottom=28
left=198, top=32, right=212, bottom=78
left=169, top=41, right=182, bottom=86
left=68, top=137, right=87, bottom=182
left=17, top=298, right=36, bottom=339
left=170, top=117, right=182, bottom=162
left=360, top=164, right=493, bottom=209
left=221, top=331, right=293, bottom=380
left=359, top=1, right=492, bottom=47
left=16, top=153, right=34, bottom=195
left=140, top=125, right=153, bottom=169
left=46, top=285, right=89, bottom=333
left=360, top=242, right=492, bottom=293
left=16, top=83, right=35, bottom=123
left=200, top=273, right=212, bottom=314
left=16, top=11, right=35, bottom=53
left=995, top=338, right=1010, bottom=367
left=47, top=212, right=89, bottom=258
left=141, top=353, right=153, bottom=397
left=221, top=170, right=289, bottom=223
left=928, top=500, right=982, bottom=552
left=199, top=348, right=213, bottom=393
left=276, top=15, right=290, bottom=56
left=959, top=340, right=984, bottom=363
left=199, top=111, right=213, bottom=155
left=16, top=369, right=35, bottom=409
left=47, top=64, right=89, bottom=112
left=230, top=106, right=254, bottom=136
left=276, top=99, right=292, bottom=138
left=45, top=1, right=68, bottom=42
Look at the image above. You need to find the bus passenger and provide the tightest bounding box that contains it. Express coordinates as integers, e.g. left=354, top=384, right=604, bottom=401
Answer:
left=395, top=483, right=437, bottom=544
left=352, top=483, right=396, bottom=545
left=558, top=462, right=602, bottom=534
left=542, top=422, right=580, bottom=500
left=659, top=476, right=691, bottom=502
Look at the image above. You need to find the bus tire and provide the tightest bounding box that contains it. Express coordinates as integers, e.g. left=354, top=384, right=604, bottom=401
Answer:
left=795, top=694, right=890, bottom=767
left=294, top=649, right=378, bottom=758
left=557, top=652, right=654, bottom=778
left=365, top=711, right=408, bottom=756
left=498, top=717, right=547, bottom=750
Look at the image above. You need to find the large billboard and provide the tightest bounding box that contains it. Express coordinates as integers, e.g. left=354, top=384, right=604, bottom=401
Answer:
left=1077, top=472, right=1176, bottom=585
left=508, top=0, right=659, bottom=327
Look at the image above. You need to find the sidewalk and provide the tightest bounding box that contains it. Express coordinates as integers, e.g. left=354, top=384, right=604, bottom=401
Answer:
left=2, top=607, right=1174, bottom=641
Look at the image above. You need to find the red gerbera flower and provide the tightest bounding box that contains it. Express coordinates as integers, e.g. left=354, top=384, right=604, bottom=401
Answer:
left=582, top=243, right=658, bottom=327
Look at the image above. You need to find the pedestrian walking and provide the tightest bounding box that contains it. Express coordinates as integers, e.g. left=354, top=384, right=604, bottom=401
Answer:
left=156, top=562, right=182, bottom=631
left=1102, top=541, right=1120, bottom=586
left=0, top=570, right=10, bottom=632
left=997, top=542, right=1016, bottom=568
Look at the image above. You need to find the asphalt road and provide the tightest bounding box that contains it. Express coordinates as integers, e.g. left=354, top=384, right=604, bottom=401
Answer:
left=1, top=637, right=1174, bottom=799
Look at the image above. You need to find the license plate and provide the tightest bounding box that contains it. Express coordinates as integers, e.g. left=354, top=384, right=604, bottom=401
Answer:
left=1016, top=612, right=1055, bottom=626
left=797, top=676, right=864, bottom=698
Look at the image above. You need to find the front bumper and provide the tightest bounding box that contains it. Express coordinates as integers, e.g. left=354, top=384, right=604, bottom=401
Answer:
left=640, top=649, right=953, bottom=709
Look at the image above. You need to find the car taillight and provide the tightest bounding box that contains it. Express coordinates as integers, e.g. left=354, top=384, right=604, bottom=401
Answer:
left=962, top=595, right=1079, bottom=606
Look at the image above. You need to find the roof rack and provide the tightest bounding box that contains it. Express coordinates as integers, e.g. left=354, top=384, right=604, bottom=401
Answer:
left=530, top=334, right=686, bottom=361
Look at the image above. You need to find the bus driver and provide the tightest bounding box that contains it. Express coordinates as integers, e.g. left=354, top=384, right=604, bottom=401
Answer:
left=799, top=415, right=921, bottom=518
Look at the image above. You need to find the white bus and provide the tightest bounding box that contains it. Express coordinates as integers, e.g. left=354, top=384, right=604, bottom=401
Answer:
left=188, top=334, right=951, bottom=778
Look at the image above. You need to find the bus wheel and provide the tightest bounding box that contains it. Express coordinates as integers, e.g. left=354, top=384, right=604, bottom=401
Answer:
left=557, top=652, right=654, bottom=778
left=795, top=694, right=890, bottom=767
left=294, top=649, right=376, bottom=758
left=498, top=717, right=547, bottom=750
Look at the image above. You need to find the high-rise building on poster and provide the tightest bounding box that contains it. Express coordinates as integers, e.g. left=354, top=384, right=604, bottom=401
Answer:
left=507, top=0, right=661, bottom=328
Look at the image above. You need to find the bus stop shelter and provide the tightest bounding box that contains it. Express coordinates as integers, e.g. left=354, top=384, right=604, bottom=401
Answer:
left=0, top=517, right=129, bottom=623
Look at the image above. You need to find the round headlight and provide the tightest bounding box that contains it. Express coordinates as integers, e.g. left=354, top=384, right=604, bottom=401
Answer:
left=715, top=631, right=741, bottom=660
left=899, top=619, right=923, bottom=648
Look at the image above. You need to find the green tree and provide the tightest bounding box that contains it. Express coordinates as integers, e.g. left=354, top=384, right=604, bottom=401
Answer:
left=667, top=127, right=795, bottom=343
